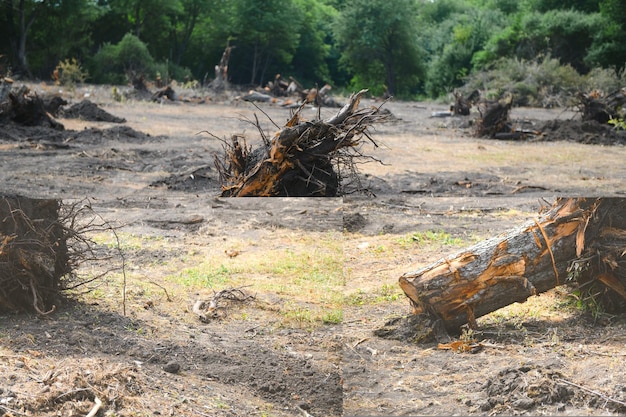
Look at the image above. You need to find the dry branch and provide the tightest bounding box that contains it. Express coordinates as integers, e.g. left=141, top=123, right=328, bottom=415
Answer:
left=399, top=198, right=626, bottom=333
left=192, top=286, right=255, bottom=322
left=215, top=89, right=386, bottom=197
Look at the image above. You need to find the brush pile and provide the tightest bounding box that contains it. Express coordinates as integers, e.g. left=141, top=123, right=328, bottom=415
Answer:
left=215, top=89, right=386, bottom=197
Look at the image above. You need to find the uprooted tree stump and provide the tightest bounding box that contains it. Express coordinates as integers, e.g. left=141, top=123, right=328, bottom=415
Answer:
left=0, top=85, right=64, bottom=129
left=0, top=195, right=70, bottom=314
left=214, top=89, right=385, bottom=197
left=399, top=198, right=626, bottom=334
left=0, top=195, right=121, bottom=315
left=451, top=89, right=480, bottom=116
left=474, top=94, right=513, bottom=138
left=577, top=89, right=626, bottom=125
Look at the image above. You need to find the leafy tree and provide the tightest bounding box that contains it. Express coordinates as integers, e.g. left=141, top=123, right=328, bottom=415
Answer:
left=333, top=0, right=424, bottom=97
left=586, top=0, right=626, bottom=74
left=290, top=0, right=335, bottom=86
left=1, top=0, right=53, bottom=76
left=420, top=6, right=507, bottom=97
left=89, top=33, right=155, bottom=84
left=168, top=0, right=214, bottom=66
left=29, top=0, right=104, bottom=79
left=475, top=9, right=604, bottom=74
left=226, top=0, right=303, bottom=86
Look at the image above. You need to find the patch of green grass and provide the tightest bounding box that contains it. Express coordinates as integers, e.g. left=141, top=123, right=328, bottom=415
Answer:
left=281, top=305, right=314, bottom=327
left=320, top=309, right=343, bottom=324
left=374, top=283, right=403, bottom=302
left=281, top=305, right=344, bottom=328
left=395, top=230, right=463, bottom=249
left=174, top=264, right=231, bottom=288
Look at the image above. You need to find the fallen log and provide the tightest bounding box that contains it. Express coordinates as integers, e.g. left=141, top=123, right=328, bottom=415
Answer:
left=398, top=198, right=626, bottom=333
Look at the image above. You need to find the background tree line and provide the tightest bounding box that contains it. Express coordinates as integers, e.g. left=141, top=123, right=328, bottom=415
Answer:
left=1, top=0, right=624, bottom=99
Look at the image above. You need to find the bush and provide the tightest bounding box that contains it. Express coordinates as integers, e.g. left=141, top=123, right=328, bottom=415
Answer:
left=582, top=67, right=626, bottom=93
left=463, top=55, right=584, bottom=107
left=53, top=58, right=88, bottom=89
left=89, top=34, right=155, bottom=84
left=153, top=61, right=194, bottom=86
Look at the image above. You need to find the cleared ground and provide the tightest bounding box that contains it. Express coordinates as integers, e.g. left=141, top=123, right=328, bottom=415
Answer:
left=1, top=83, right=625, bottom=416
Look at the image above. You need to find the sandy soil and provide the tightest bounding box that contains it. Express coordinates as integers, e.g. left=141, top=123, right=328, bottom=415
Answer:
left=1, top=83, right=626, bottom=417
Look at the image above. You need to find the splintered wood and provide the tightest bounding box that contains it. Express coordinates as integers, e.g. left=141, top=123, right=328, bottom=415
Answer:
left=215, top=89, right=385, bottom=197
left=399, top=198, right=626, bottom=333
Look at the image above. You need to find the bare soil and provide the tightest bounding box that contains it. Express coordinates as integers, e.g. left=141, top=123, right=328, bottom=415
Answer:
left=1, top=83, right=626, bottom=417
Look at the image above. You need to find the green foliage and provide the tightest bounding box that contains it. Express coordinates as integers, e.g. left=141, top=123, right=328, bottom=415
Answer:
left=90, top=34, right=155, bottom=84
left=477, top=9, right=606, bottom=74
left=0, top=0, right=622, bottom=100
left=333, top=0, right=424, bottom=97
left=290, top=0, right=336, bottom=86
left=227, top=0, right=304, bottom=85
left=608, top=118, right=626, bottom=131
left=422, top=8, right=507, bottom=98
left=153, top=61, right=194, bottom=84
left=585, top=0, right=626, bottom=73
left=582, top=67, right=626, bottom=93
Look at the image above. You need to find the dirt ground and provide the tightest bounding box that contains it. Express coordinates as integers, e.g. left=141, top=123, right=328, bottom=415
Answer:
left=1, top=82, right=626, bottom=417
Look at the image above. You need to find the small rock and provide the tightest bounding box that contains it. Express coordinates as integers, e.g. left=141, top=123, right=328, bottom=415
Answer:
left=163, top=362, right=180, bottom=374
left=14, top=361, right=25, bottom=368
left=512, top=397, right=535, bottom=410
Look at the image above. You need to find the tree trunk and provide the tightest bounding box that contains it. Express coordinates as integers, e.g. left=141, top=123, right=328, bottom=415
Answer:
left=16, top=0, right=43, bottom=76
left=398, top=198, right=601, bottom=333
left=208, top=43, right=232, bottom=92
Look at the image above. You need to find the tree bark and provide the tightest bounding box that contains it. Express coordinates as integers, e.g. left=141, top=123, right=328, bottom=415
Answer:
left=398, top=198, right=599, bottom=333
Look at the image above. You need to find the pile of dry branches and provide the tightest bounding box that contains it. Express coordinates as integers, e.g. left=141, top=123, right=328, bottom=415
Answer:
left=214, top=89, right=386, bottom=197
left=0, top=196, right=121, bottom=314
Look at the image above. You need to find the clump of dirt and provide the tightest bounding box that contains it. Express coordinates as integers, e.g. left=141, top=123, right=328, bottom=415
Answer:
left=539, top=119, right=626, bottom=145
left=373, top=314, right=446, bottom=343
left=61, top=99, right=126, bottom=123
left=480, top=363, right=574, bottom=413
left=343, top=212, right=367, bottom=232
left=72, top=125, right=157, bottom=144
